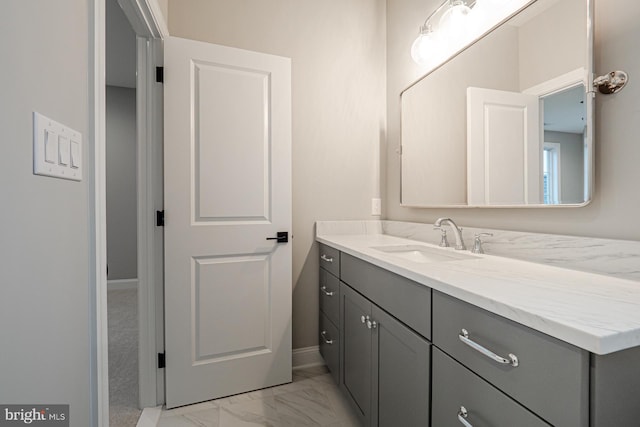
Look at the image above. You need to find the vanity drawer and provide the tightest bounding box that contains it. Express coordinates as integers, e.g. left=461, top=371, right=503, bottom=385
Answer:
left=340, top=253, right=431, bottom=339
left=432, top=347, right=550, bottom=427
left=433, top=291, right=589, bottom=427
left=319, top=312, right=340, bottom=385
left=319, top=243, right=340, bottom=277
left=319, top=268, right=339, bottom=325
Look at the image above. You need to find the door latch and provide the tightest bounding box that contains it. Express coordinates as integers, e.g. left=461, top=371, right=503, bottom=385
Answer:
left=266, top=231, right=288, bottom=243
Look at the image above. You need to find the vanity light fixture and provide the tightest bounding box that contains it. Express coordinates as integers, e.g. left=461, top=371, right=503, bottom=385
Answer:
left=411, top=0, right=530, bottom=69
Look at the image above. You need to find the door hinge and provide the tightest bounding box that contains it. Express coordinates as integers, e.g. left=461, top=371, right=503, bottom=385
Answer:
left=156, top=66, right=164, bottom=83
left=156, top=210, right=165, bottom=227
left=158, top=352, right=166, bottom=369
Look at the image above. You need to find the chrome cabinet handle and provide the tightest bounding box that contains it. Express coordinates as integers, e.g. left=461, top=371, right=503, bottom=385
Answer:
left=320, top=286, right=334, bottom=296
left=360, top=315, right=377, bottom=329
left=457, top=406, right=473, bottom=427
left=320, top=330, right=333, bottom=345
left=459, top=329, right=519, bottom=367
left=320, top=254, right=334, bottom=263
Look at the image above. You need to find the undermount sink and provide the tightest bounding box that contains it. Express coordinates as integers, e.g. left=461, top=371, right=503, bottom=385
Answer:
left=371, top=244, right=478, bottom=263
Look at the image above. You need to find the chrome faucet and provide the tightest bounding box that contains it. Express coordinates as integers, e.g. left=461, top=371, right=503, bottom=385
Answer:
left=434, top=218, right=466, bottom=250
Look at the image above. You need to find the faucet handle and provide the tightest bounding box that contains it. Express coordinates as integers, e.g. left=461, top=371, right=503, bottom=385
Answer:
left=472, top=233, right=493, bottom=254
left=434, top=226, right=449, bottom=248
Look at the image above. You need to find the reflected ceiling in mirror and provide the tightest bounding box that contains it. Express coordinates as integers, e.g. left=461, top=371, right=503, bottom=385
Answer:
left=400, top=0, right=592, bottom=208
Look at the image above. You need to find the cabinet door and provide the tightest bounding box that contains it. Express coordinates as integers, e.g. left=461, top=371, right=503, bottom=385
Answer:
left=341, top=282, right=372, bottom=426
left=372, top=305, right=430, bottom=427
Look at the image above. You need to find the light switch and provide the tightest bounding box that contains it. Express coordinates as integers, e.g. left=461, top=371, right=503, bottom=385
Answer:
left=33, top=112, right=82, bottom=181
left=58, top=135, right=70, bottom=166
left=70, top=140, right=80, bottom=169
left=44, top=130, right=58, bottom=164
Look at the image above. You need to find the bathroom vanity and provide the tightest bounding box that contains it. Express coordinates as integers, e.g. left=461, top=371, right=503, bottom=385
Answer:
left=317, top=222, right=640, bottom=427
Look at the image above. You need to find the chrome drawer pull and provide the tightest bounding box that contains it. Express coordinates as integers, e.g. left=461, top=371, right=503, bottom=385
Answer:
left=320, top=330, right=333, bottom=345
left=457, top=406, right=473, bottom=427
left=459, top=329, right=519, bottom=367
left=320, top=254, right=334, bottom=263
left=320, top=286, right=334, bottom=297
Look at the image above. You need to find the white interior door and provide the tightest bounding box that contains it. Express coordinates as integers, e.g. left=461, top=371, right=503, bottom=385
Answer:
left=467, top=87, right=540, bottom=205
left=164, top=36, right=292, bottom=409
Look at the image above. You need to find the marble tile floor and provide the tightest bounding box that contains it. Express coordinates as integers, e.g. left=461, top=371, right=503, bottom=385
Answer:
left=157, top=366, right=360, bottom=427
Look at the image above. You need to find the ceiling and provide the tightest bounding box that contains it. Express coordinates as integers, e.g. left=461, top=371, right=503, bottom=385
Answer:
left=543, top=85, right=587, bottom=134
left=106, top=0, right=137, bottom=88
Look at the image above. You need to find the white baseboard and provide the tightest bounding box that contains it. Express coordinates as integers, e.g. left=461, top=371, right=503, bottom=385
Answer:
left=136, top=405, right=162, bottom=427
left=107, top=278, right=138, bottom=290
left=292, top=345, right=325, bottom=370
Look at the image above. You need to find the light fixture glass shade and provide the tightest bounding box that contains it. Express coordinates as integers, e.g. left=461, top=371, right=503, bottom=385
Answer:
left=468, top=0, right=494, bottom=39
left=410, top=25, right=441, bottom=66
left=438, top=0, right=472, bottom=47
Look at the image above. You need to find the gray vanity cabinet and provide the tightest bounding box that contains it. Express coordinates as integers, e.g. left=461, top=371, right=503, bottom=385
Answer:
left=340, top=271, right=431, bottom=427
left=319, top=242, right=640, bottom=427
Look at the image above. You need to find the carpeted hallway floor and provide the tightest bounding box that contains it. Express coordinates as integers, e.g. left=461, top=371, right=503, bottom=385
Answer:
left=108, top=288, right=141, bottom=427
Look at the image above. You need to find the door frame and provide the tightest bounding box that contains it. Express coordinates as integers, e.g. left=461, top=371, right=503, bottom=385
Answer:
left=90, top=0, right=167, bottom=424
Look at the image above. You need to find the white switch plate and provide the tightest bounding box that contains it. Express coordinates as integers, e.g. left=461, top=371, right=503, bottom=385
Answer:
left=33, top=112, right=82, bottom=181
left=371, top=198, right=382, bottom=216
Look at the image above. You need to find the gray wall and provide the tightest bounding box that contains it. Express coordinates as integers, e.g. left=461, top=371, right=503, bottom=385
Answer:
left=107, top=86, right=138, bottom=280
left=386, top=0, right=640, bottom=241
left=0, top=1, right=91, bottom=426
left=168, top=0, right=387, bottom=349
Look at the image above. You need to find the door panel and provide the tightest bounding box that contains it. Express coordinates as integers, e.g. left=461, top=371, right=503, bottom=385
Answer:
left=164, top=36, right=291, bottom=409
left=193, top=255, right=270, bottom=361
left=194, top=61, right=270, bottom=221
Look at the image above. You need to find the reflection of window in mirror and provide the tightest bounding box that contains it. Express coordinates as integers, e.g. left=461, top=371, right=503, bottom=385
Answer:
left=543, top=142, right=562, bottom=204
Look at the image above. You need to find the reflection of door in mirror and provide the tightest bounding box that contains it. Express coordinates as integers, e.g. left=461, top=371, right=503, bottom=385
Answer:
left=467, top=87, right=541, bottom=206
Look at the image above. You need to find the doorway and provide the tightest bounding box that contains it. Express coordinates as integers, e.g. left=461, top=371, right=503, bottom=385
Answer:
left=105, top=0, right=139, bottom=424
left=97, top=0, right=166, bottom=424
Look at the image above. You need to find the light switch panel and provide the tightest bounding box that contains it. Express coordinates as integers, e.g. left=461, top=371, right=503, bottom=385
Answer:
left=33, top=112, right=82, bottom=181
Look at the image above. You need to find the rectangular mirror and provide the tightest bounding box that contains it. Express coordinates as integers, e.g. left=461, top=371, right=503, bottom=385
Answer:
left=400, top=0, right=593, bottom=207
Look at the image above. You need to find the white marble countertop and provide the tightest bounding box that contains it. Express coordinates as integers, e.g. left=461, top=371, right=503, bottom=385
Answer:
left=316, top=232, right=640, bottom=355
